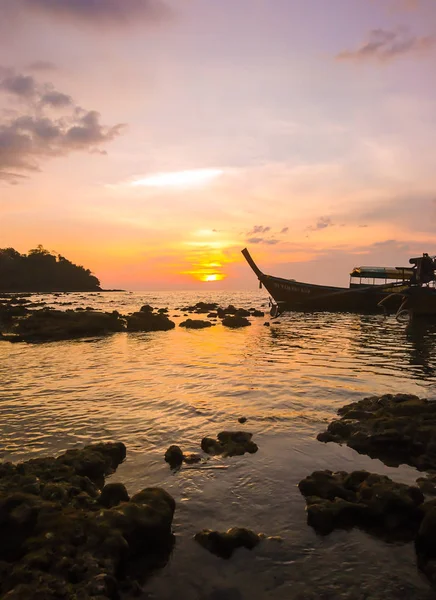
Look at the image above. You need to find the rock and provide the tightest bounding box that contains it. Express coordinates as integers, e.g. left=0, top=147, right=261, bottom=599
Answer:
left=0, top=298, right=30, bottom=333
left=238, top=417, right=247, bottom=424
left=222, top=316, right=251, bottom=329
left=179, top=319, right=212, bottom=329
left=164, top=446, right=184, bottom=467
left=0, top=445, right=175, bottom=599
left=299, top=469, right=424, bottom=537
left=263, top=322, right=270, bottom=327
left=194, top=527, right=260, bottom=558
left=140, top=305, right=153, bottom=312
left=99, top=483, right=130, bottom=508
left=0, top=493, right=40, bottom=561
left=235, top=308, right=250, bottom=317
left=5, top=309, right=125, bottom=342
left=105, top=487, right=175, bottom=555
left=201, top=432, right=258, bottom=457
left=317, top=393, right=436, bottom=471
left=182, top=453, right=202, bottom=464
left=126, top=311, right=175, bottom=332
left=251, top=310, right=264, bottom=317
left=193, top=302, right=219, bottom=313
left=416, top=503, right=436, bottom=558
left=201, top=437, right=225, bottom=456
left=417, top=475, right=436, bottom=496
left=58, top=442, right=127, bottom=487
left=415, top=502, right=436, bottom=585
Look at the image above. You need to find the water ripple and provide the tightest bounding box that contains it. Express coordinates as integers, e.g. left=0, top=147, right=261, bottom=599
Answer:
left=1, top=291, right=436, bottom=597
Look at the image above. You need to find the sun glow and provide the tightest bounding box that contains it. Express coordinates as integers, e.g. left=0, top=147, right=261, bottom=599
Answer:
left=131, top=168, right=223, bottom=188
left=203, top=274, right=222, bottom=282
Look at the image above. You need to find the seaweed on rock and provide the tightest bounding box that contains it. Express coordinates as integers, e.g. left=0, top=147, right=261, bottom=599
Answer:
left=317, top=393, right=436, bottom=471
left=0, top=443, right=175, bottom=599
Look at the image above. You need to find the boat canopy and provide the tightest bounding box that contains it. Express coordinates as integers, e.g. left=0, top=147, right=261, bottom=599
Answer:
left=350, top=266, right=414, bottom=280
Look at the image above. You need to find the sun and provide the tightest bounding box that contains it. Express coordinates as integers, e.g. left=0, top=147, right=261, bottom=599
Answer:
left=204, top=274, right=220, bottom=282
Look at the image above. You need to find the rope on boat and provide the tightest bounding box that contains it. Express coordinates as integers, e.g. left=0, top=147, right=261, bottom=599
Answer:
left=378, top=293, right=411, bottom=322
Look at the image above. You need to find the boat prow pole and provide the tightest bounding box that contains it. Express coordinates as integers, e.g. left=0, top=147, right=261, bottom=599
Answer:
left=241, top=248, right=264, bottom=279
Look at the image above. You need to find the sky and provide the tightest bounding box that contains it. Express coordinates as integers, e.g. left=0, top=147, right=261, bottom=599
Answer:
left=1, top=0, right=436, bottom=290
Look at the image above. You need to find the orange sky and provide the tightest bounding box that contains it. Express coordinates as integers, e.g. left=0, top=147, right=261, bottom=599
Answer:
left=1, top=0, right=436, bottom=289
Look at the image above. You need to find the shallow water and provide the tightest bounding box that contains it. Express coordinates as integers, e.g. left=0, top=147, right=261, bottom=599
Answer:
left=2, top=291, right=436, bottom=599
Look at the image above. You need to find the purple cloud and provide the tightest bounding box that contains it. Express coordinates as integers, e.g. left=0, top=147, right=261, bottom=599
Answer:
left=337, top=28, right=436, bottom=62
left=41, top=90, right=72, bottom=108
left=27, top=61, right=57, bottom=72
left=248, top=225, right=271, bottom=234
left=0, top=69, right=124, bottom=183
left=1, top=0, right=171, bottom=27
left=308, top=216, right=333, bottom=231
left=0, top=72, right=36, bottom=98
left=246, top=237, right=279, bottom=245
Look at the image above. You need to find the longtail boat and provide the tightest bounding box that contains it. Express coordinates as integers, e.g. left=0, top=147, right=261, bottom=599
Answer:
left=241, top=248, right=436, bottom=318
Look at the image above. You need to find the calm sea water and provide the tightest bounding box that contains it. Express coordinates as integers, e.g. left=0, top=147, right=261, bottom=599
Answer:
left=2, top=291, right=436, bottom=599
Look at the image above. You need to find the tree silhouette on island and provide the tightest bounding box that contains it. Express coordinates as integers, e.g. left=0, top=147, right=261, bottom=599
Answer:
left=0, top=245, right=101, bottom=292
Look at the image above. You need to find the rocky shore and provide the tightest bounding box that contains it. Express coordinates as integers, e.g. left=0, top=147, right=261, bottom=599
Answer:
left=298, top=393, right=436, bottom=588
left=0, top=443, right=175, bottom=599
left=0, top=296, right=266, bottom=343
left=316, top=393, right=436, bottom=471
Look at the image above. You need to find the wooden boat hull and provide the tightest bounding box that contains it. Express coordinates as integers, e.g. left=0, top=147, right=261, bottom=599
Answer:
left=242, top=248, right=436, bottom=315
left=260, top=274, right=404, bottom=313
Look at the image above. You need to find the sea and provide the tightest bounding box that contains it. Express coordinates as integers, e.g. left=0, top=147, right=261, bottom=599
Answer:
left=2, top=290, right=436, bottom=600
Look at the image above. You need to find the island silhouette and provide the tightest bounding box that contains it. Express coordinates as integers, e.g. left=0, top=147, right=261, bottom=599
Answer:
left=0, top=245, right=101, bottom=292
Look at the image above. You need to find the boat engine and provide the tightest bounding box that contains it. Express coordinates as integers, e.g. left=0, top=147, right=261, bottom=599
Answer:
left=409, top=253, right=436, bottom=285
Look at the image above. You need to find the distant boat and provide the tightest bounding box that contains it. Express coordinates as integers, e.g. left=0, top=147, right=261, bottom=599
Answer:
left=241, top=248, right=436, bottom=318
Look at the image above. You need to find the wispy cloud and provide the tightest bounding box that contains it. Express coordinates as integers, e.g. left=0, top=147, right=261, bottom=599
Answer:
left=0, top=0, right=171, bottom=28
left=41, top=90, right=72, bottom=108
left=308, top=216, right=334, bottom=231
left=248, top=225, right=271, bottom=235
left=337, top=28, right=436, bottom=62
left=246, top=237, right=279, bottom=245
left=0, top=72, right=36, bottom=98
left=27, top=60, right=57, bottom=72
left=0, top=68, right=124, bottom=184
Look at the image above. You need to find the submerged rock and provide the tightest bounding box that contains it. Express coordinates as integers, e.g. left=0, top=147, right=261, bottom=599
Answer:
left=164, top=446, right=202, bottom=467
left=0, top=443, right=175, bottom=599
left=194, top=527, right=260, bottom=558
left=164, top=445, right=184, bottom=468
left=221, top=316, right=251, bottom=329
left=317, top=393, right=436, bottom=471
left=238, top=417, right=247, bottom=424
left=180, top=302, right=219, bottom=314
left=126, top=311, right=175, bottom=333
left=298, top=469, right=424, bottom=537
left=179, top=319, right=213, bottom=329
left=0, top=298, right=30, bottom=333
left=201, top=432, right=258, bottom=457
left=182, top=453, right=202, bottom=464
